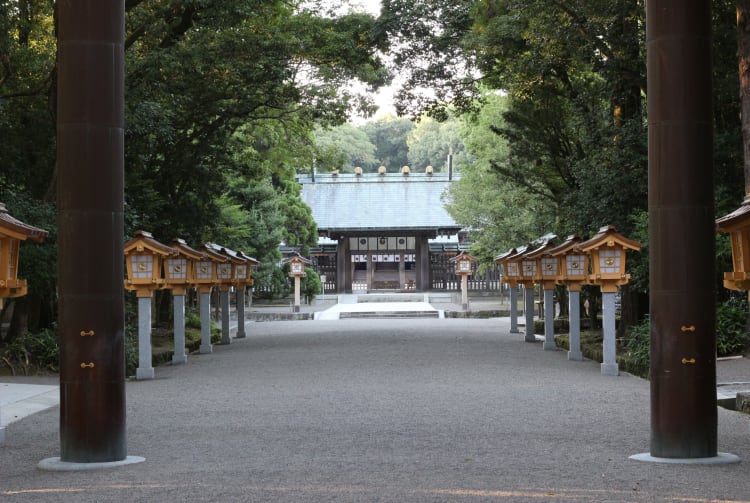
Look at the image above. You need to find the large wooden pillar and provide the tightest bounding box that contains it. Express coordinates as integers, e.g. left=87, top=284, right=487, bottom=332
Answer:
left=643, top=0, right=729, bottom=461
left=336, top=237, right=351, bottom=293
left=416, top=235, right=430, bottom=291
left=55, top=0, right=128, bottom=463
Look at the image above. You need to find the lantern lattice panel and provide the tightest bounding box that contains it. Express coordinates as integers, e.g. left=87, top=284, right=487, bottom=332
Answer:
left=566, top=255, right=585, bottom=276
left=541, top=257, right=558, bottom=278
left=167, top=258, right=187, bottom=281
left=598, top=250, right=621, bottom=274
left=196, top=261, right=213, bottom=281
left=131, top=255, right=154, bottom=280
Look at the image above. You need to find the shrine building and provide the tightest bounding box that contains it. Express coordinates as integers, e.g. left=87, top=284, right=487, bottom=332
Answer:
left=298, top=166, right=492, bottom=293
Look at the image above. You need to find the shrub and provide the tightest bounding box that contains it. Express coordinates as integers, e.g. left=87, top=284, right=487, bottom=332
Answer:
left=623, top=316, right=650, bottom=378
left=1, top=326, right=59, bottom=375
left=716, top=297, right=749, bottom=357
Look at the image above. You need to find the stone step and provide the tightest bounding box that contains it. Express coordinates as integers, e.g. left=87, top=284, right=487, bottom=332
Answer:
left=339, top=310, right=440, bottom=319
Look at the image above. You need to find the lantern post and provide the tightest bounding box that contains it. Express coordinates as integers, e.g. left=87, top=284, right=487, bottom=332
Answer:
left=203, top=244, right=235, bottom=345
left=524, top=240, right=558, bottom=351
left=285, top=253, right=313, bottom=312
left=124, top=231, right=176, bottom=380
left=549, top=236, right=589, bottom=361
left=226, top=248, right=258, bottom=338
left=495, top=247, right=521, bottom=334
left=0, top=203, right=47, bottom=446
left=449, top=251, right=477, bottom=311
left=166, top=239, right=206, bottom=364
left=197, top=245, right=228, bottom=353
left=579, top=226, right=641, bottom=376
left=507, top=246, right=535, bottom=342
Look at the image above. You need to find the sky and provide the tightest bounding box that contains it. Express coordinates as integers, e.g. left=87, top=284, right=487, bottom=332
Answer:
left=345, top=0, right=399, bottom=121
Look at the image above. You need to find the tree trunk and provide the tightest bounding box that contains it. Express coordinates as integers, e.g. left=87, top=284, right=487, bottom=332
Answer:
left=738, top=1, right=750, bottom=201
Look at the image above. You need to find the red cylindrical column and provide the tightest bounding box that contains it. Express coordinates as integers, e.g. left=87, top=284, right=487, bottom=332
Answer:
left=647, top=0, right=717, bottom=458
left=57, top=0, right=126, bottom=462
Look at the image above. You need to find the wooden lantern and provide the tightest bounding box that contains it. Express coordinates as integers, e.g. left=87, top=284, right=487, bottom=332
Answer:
left=201, top=243, right=233, bottom=288
left=548, top=235, right=589, bottom=291
left=206, top=243, right=253, bottom=287
left=124, top=230, right=176, bottom=296
left=505, top=246, right=531, bottom=288
left=495, top=247, right=521, bottom=287
left=0, top=203, right=48, bottom=300
left=579, top=225, right=641, bottom=292
left=236, top=251, right=259, bottom=286
left=449, top=251, right=477, bottom=276
left=286, top=253, right=312, bottom=278
left=716, top=204, right=750, bottom=290
left=166, top=238, right=207, bottom=294
left=523, top=239, right=557, bottom=289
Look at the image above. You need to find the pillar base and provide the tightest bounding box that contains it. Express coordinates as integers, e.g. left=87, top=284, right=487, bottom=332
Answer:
left=629, top=452, right=740, bottom=465
left=543, top=341, right=557, bottom=351
left=601, top=362, right=619, bottom=376
left=235, top=330, right=246, bottom=339
left=200, top=344, right=213, bottom=354
left=568, top=350, right=583, bottom=361
left=171, top=351, right=187, bottom=365
left=38, top=455, right=146, bottom=471
left=0, top=425, right=5, bottom=445
left=136, top=367, right=154, bottom=380
left=509, top=328, right=520, bottom=334
left=524, top=333, right=536, bottom=343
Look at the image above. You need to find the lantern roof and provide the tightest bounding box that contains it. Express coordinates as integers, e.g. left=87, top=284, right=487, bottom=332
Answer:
left=579, top=225, right=641, bottom=253
left=124, top=230, right=176, bottom=256
left=523, top=239, right=556, bottom=259
left=0, top=203, right=48, bottom=242
left=716, top=204, right=750, bottom=233
left=282, top=252, right=313, bottom=266
left=170, top=238, right=207, bottom=261
left=548, top=235, right=584, bottom=257
left=448, top=250, right=478, bottom=263
left=198, top=243, right=229, bottom=262
left=503, top=245, right=528, bottom=261
left=494, top=247, right=518, bottom=264
left=205, top=242, right=258, bottom=265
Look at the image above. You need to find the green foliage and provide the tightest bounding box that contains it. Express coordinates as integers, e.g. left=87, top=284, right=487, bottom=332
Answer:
left=716, top=297, right=750, bottom=357
left=407, top=114, right=471, bottom=172
left=624, top=316, right=651, bottom=378
left=1, top=326, right=59, bottom=375
left=361, top=116, right=415, bottom=169
left=314, top=124, right=378, bottom=172
left=300, top=267, right=322, bottom=303
left=254, top=263, right=292, bottom=300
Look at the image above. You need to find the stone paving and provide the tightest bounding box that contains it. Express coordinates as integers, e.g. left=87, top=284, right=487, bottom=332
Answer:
left=1, top=300, right=749, bottom=502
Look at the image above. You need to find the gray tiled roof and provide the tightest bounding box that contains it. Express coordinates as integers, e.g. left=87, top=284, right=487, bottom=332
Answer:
left=300, top=173, right=461, bottom=234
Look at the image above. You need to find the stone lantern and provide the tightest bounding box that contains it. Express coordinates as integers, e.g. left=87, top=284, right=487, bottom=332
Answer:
left=549, top=235, right=588, bottom=361
left=449, top=251, right=477, bottom=310
left=205, top=243, right=245, bottom=345
left=197, top=244, right=230, bottom=353
left=505, top=246, right=535, bottom=342
left=523, top=239, right=558, bottom=351
left=0, top=203, right=48, bottom=302
left=495, top=247, right=522, bottom=334
left=715, top=204, right=750, bottom=290
left=165, top=238, right=207, bottom=365
left=124, top=231, right=177, bottom=380
left=579, top=225, right=642, bottom=376
left=285, top=253, right=313, bottom=313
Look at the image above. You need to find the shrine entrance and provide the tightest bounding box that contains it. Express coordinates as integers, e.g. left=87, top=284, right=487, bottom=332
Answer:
left=350, top=236, right=417, bottom=291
